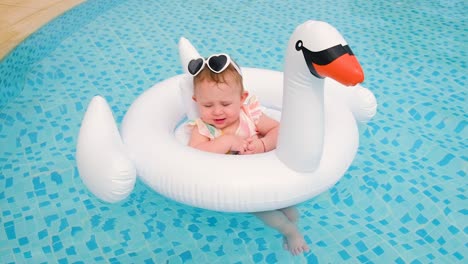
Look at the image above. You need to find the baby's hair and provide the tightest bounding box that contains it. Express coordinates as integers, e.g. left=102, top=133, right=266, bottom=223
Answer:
left=193, top=64, right=244, bottom=93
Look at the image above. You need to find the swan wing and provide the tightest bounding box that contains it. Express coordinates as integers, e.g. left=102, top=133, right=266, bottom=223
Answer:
left=76, top=96, right=136, bottom=202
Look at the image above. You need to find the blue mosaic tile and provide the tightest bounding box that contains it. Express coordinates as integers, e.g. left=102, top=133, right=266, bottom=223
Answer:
left=1, top=0, right=467, bottom=263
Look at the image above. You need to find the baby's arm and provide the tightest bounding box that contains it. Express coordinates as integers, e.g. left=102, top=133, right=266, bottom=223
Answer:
left=188, top=128, right=247, bottom=154
left=247, top=114, right=279, bottom=153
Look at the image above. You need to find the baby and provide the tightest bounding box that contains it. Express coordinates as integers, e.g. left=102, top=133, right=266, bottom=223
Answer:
left=187, top=53, right=310, bottom=255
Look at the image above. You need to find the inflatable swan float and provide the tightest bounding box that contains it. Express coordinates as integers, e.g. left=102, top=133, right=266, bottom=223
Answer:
left=76, top=20, right=377, bottom=212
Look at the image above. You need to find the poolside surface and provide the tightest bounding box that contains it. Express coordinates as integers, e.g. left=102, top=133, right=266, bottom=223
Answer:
left=0, top=0, right=84, bottom=60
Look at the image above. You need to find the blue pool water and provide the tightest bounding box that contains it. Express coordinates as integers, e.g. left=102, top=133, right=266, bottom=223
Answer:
left=1, top=0, right=466, bottom=263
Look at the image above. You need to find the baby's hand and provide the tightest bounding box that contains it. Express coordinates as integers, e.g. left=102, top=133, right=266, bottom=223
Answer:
left=244, top=136, right=265, bottom=154
left=228, top=135, right=248, bottom=154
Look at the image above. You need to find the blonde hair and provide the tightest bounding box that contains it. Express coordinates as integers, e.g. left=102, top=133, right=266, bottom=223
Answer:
left=193, top=64, right=244, bottom=93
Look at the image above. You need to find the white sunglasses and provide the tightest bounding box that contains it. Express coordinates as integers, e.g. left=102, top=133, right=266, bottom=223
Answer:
left=188, top=53, right=242, bottom=76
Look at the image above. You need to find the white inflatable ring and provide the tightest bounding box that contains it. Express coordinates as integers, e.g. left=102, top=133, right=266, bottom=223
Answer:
left=124, top=69, right=357, bottom=212
left=76, top=21, right=377, bottom=212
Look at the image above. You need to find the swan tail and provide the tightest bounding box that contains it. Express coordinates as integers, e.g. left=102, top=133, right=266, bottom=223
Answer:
left=76, top=95, right=137, bottom=203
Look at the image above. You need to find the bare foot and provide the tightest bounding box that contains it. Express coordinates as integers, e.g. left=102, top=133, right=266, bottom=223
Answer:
left=284, top=231, right=310, bottom=256
left=283, top=236, right=289, bottom=250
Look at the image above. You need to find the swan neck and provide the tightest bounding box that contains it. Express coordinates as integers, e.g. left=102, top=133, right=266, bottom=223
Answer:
left=276, top=59, right=325, bottom=173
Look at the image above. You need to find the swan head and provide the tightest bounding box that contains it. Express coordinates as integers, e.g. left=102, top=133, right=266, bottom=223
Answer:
left=288, top=20, right=364, bottom=86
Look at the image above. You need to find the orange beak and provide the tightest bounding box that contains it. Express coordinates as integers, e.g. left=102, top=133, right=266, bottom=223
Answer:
left=314, top=54, right=364, bottom=86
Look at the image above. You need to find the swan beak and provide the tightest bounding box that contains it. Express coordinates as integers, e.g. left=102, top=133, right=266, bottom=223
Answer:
left=314, top=54, right=364, bottom=86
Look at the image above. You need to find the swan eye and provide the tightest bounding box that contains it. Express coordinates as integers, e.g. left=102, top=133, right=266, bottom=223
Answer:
left=295, top=40, right=303, bottom=51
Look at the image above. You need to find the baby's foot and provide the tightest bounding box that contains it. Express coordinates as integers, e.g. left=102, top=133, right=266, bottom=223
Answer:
left=282, top=236, right=289, bottom=250
left=284, top=232, right=310, bottom=256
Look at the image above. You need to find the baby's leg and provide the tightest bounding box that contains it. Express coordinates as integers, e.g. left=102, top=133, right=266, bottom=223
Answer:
left=280, top=206, right=299, bottom=223
left=253, top=210, right=309, bottom=255
left=279, top=206, right=300, bottom=250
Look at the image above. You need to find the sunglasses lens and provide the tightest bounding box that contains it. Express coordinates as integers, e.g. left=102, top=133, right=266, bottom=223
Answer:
left=188, top=58, right=204, bottom=75
left=343, top=45, right=353, bottom=56
left=208, top=55, right=228, bottom=73
left=310, top=45, right=350, bottom=66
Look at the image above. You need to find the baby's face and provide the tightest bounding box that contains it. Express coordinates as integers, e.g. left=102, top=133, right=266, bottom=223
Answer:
left=193, top=77, right=247, bottom=130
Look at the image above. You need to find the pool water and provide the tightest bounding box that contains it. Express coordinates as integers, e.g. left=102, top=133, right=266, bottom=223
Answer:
left=0, top=0, right=466, bottom=263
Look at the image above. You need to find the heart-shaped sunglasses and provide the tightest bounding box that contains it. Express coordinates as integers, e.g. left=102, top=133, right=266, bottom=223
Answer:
left=188, top=53, right=242, bottom=76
